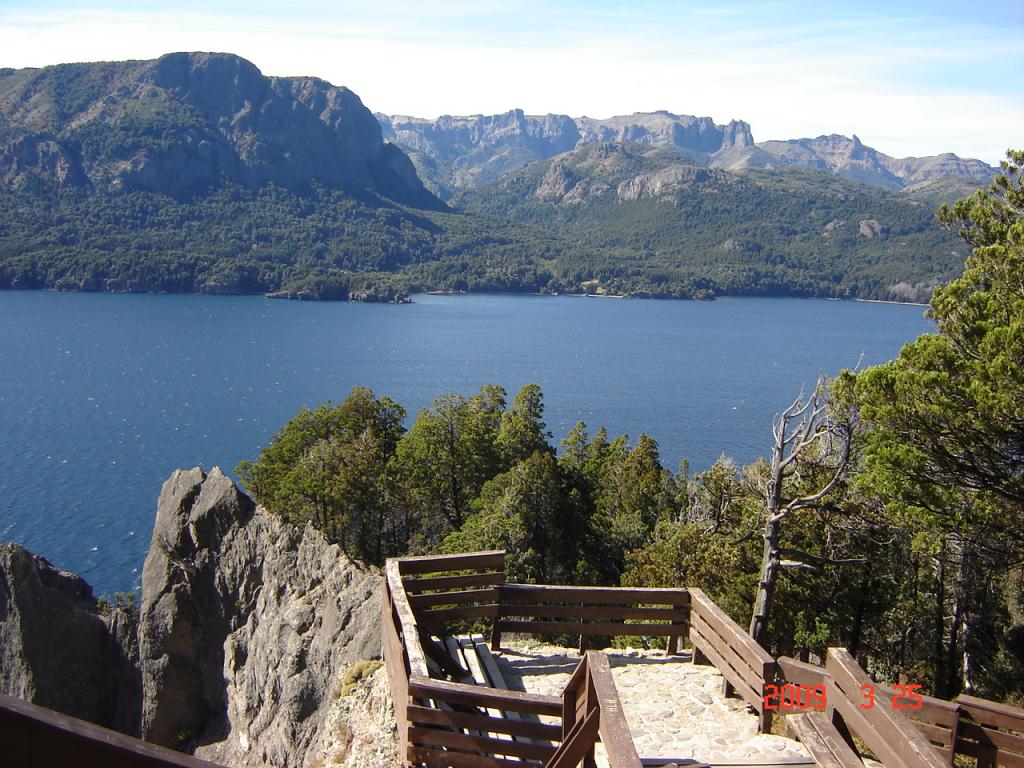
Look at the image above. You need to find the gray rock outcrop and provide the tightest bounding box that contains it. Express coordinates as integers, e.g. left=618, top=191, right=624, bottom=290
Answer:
left=716, top=133, right=995, bottom=190
left=575, top=111, right=753, bottom=154
left=308, top=665, right=399, bottom=768
left=379, top=108, right=582, bottom=197
left=0, top=543, right=141, bottom=734
left=616, top=164, right=711, bottom=201
left=858, top=219, right=886, bottom=238
left=0, top=466, right=383, bottom=768
left=140, top=467, right=382, bottom=767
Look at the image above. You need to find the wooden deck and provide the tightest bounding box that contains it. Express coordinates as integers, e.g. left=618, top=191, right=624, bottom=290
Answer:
left=384, top=549, right=1024, bottom=768
left=385, top=550, right=789, bottom=768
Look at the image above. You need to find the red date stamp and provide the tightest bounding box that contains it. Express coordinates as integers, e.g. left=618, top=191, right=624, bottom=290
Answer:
left=763, top=684, right=827, bottom=711
left=763, top=683, right=923, bottom=711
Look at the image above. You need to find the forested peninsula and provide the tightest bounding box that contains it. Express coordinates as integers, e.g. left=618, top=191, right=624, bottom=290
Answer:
left=235, top=154, right=1024, bottom=702
left=0, top=53, right=994, bottom=302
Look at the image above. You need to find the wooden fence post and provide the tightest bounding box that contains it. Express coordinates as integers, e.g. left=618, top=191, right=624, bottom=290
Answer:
left=759, top=659, right=777, bottom=733
left=490, top=581, right=503, bottom=652
left=581, top=660, right=598, bottom=768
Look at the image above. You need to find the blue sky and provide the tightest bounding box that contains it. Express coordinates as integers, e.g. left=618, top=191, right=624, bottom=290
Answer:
left=0, top=0, right=1020, bottom=163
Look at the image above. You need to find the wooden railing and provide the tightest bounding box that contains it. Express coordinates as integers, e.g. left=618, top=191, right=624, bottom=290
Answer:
left=0, top=692, right=226, bottom=768
left=956, top=695, right=1024, bottom=768
left=385, top=550, right=565, bottom=768
left=407, top=675, right=563, bottom=767
left=825, top=648, right=947, bottom=768
left=689, top=587, right=777, bottom=732
left=494, top=584, right=690, bottom=655
left=383, top=550, right=782, bottom=768
left=777, top=652, right=1024, bottom=768
left=777, top=651, right=949, bottom=768
left=553, top=651, right=643, bottom=768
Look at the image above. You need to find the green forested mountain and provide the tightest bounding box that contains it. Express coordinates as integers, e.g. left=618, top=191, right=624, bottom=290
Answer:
left=456, top=142, right=975, bottom=301
left=0, top=54, right=989, bottom=302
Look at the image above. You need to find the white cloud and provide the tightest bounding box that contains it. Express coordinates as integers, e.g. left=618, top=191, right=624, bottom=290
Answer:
left=0, top=2, right=1018, bottom=163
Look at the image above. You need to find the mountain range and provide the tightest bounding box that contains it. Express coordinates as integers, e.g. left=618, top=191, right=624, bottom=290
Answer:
left=0, top=52, right=998, bottom=302
left=378, top=108, right=993, bottom=198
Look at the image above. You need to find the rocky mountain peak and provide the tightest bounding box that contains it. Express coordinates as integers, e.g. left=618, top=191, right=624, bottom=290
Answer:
left=721, top=119, right=755, bottom=149
left=0, top=53, right=440, bottom=207
left=573, top=111, right=747, bottom=155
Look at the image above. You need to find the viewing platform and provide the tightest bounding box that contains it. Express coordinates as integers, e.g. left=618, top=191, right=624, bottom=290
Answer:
left=382, top=549, right=1024, bottom=768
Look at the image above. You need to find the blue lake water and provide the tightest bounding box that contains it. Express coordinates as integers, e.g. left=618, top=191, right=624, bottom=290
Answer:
left=0, top=291, right=932, bottom=595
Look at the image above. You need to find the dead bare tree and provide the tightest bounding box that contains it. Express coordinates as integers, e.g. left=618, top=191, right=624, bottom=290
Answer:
left=748, top=374, right=853, bottom=647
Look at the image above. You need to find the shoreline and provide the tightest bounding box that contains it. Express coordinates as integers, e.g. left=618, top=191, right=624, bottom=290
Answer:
left=854, top=297, right=929, bottom=307
left=4, top=286, right=930, bottom=306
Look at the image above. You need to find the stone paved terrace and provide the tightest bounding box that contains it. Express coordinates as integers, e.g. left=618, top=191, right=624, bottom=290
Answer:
left=494, top=643, right=813, bottom=768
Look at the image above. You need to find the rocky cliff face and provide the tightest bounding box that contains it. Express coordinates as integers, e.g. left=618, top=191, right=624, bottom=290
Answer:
left=0, top=543, right=141, bottom=734
left=713, top=134, right=995, bottom=190
left=524, top=141, right=725, bottom=205
left=0, top=53, right=438, bottom=208
left=379, top=109, right=993, bottom=194
left=575, top=111, right=753, bottom=154
left=379, top=109, right=749, bottom=196
left=308, top=665, right=399, bottom=768
left=379, top=108, right=582, bottom=196
left=0, top=467, right=384, bottom=768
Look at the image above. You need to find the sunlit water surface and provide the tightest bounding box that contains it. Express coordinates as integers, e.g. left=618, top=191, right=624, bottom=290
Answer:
left=0, top=291, right=931, bottom=594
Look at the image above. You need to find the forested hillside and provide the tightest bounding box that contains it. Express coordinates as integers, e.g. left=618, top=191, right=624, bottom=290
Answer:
left=457, top=142, right=972, bottom=301
left=0, top=183, right=569, bottom=300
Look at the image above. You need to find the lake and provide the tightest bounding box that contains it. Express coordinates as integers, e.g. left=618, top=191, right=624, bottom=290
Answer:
left=0, top=291, right=932, bottom=595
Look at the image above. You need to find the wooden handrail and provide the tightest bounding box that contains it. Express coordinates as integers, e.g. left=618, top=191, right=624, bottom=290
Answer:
left=500, top=584, right=690, bottom=604
left=957, top=695, right=1024, bottom=730
left=589, top=651, right=643, bottom=768
left=408, top=675, right=563, bottom=716
left=779, top=651, right=978, bottom=768
left=689, top=587, right=776, bottom=732
left=554, top=651, right=642, bottom=768
left=547, top=708, right=601, bottom=768
left=826, top=648, right=947, bottom=768
left=777, top=655, right=1024, bottom=768
left=396, top=550, right=506, bottom=575
left=689, top=588, right=773, bottom=668
left=385, top=559, right=429, bottom=677
left=955, top=694, right=1024, bottom=768
left=777, top=655, right=829, bottom=689
left=494, top=582, right=690, bottom=654
left=0, top=693, right=226, bottom=768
